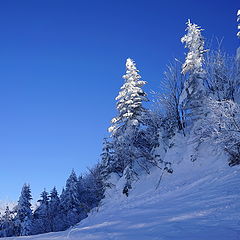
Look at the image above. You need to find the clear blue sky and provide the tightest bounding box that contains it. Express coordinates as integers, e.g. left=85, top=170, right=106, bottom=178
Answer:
left=0, top=0, right=238, bottom=201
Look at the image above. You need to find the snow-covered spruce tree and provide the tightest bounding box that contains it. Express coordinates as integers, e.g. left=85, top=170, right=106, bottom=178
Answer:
left=48, top=187, right=60, bottom=232
left=100, top=137, right=114, bottom=186
left=108, top=58, right=148, bottom=193
left=180, top=20, right=208, bottom=125
left=109, top=58, right=148, bottom=135
left=60, top=169, right=81, bottom=229
left=14, top=184, right=33, bottom=236
left=52, top=188, right=68, bottom=231
left=0, top=206, right=14, bottom=237
left=32, top=189, right=50, bottom=234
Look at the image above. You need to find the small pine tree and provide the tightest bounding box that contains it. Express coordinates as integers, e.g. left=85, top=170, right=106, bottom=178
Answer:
left=14, top=184, right=33, bottom=236
left=122, top=163, right=138, bottom=197
left=62, top=170, right=80, bottom=211
left=0, top=206, right=14, bottom=237
left=100, top=137, right=114, bottom=183
left=32, top=189, right=50, bottom=234
left=60, top=170, right=81, bottom=228
left=48, top=187, right=60, bottom=232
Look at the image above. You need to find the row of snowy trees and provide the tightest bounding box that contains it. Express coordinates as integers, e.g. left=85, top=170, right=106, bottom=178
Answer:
left=0, top=168, right=104, bottom=237
left=0, top=10, right=239, bottom=238
left=101, top=12, right=240, bottom=196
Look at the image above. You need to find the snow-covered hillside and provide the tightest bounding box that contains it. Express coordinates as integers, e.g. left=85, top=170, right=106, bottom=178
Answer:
left=4, top=135, right=240, bottom=240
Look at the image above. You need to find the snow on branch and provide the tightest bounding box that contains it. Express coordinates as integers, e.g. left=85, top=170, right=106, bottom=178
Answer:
left=237, top=10, right=240, bottom=38
left=181, top=19, right=207, bottom=75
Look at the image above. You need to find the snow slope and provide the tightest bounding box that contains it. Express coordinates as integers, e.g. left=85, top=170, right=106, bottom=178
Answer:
left=4, top=136, right=240, bottom=240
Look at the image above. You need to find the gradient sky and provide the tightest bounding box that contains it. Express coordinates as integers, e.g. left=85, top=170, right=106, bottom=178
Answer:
left=0, top=0, right=239, bottom=201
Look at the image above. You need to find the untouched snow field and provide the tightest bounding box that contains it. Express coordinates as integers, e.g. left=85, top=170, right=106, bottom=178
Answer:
left=4, top=137, right=240, bottom=240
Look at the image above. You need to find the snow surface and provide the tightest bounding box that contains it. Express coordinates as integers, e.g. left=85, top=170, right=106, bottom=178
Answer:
left=3, top=135, right=240, bottom=240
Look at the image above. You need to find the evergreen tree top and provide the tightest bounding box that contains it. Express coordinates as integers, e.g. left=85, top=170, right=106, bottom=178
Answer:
left=50, top=186, right=59, bottom=199
left=18, top=184, right=32, bottom=206
left=237, top=10, right=240, bottom=38
left=38, top=189, right=49, bottom=204
left=109, top=58, right=148, bottom=134
left=65, top=169, right=78, bottom=189
left=3, top=205, right=12, bottom=222
left=181, top=19, right=207, bottom=75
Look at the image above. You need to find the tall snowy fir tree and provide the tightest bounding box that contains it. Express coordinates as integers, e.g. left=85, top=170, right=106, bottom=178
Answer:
left=14, top=184, right=33, bottom=236
left=179, top=20, right=208, bottom=124
left=109, top=58, right=148, bottom=135
left=108, top=58, right=148, bottom=194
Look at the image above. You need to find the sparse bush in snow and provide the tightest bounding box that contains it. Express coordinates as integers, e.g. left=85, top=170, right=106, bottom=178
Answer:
left=205, top=48, right=240, bottom=102
left=153, top=60, right=185, bottom=135
left=201, top=99, right=240, bottom=166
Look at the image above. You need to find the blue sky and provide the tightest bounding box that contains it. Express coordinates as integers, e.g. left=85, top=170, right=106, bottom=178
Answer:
left=0, top=0, right=239, bottom=201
